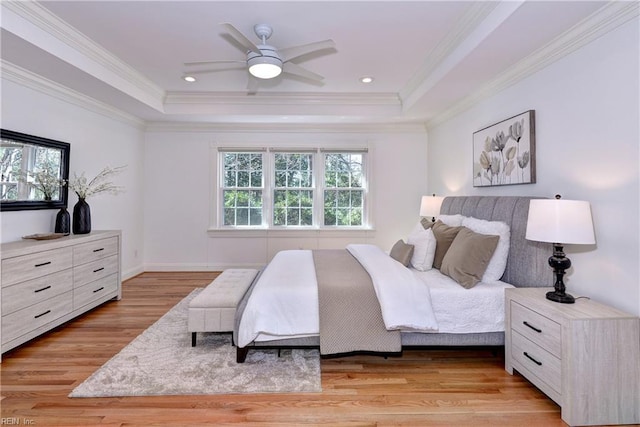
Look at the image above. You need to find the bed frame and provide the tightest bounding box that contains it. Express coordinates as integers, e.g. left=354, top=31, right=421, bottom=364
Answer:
left=234, top=196, right=552, bottom=362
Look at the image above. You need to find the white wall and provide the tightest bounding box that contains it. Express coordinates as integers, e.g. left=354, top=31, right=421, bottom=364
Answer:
left=0, top=79, right=146, bottom=279
left=427, top=20, right=639, bottom=315
left=143, top=129, right=429, bottom=270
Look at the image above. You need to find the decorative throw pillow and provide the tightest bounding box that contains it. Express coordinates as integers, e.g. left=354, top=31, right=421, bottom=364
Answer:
left=462, top=216, right=511, bottom=282
left=436, top=214, right=465, bottom=227
left=389, top=239, right=414, bottom=267
left=407, top=223, right=437, bottom=271
left=420, top=217, right=435, bottom=230
left=431, top=220, right=463, bottom=269
left=440, top=227, right=500, bottom=289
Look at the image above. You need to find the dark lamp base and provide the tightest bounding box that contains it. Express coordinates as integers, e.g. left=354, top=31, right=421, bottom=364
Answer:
left=546, top=290, right=575, bottom=304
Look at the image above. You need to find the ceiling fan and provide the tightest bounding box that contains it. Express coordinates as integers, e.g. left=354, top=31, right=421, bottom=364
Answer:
left=184, top=23, right=335, bottom=91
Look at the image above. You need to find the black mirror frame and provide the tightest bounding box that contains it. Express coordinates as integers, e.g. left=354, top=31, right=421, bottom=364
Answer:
left=0, top=129, right=71, bottom=212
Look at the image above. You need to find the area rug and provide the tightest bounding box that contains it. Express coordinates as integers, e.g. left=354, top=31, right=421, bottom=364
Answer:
left=69, top=289, right=321, bottom=397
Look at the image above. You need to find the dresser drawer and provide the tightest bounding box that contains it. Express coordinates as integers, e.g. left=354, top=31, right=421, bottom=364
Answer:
left=2, top=269, right=73, bottom=316
left=511, top=301, right=561, bottom=357
left=1, top=247, right=73, bottom=287
left=73, top=254, right=118, bottom=287
left=73, top=274, right=118, bottom=309
left=2, top=291, right=73, bottom=344
left=73, top=237, right=118, bottom=266
left=511, top=330, right=561, bottom=395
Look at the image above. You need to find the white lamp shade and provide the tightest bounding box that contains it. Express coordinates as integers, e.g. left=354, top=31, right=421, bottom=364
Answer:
left=526, top=199, right=596, bottom=244
left=420, top=195, right=444, bottom=217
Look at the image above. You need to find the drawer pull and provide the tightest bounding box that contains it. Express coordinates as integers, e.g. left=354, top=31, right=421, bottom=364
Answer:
left=34, top=285, right=52, bottom=293
left=93, top=287, right=105, bottom=293
left=523, top=351, right=543, bottom=366
left=523, top=321, right=542, bottom=333
left=93, top=248, right=105, bottom=253
left=35, top=310, right=51, bottom=319
left=34, top=261, right=52, bottom=268
left=93, top=267, right=105, bottom=273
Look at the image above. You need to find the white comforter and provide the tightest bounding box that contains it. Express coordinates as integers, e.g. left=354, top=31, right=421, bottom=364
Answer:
left=237, top=245, right=439, bottom=347
left=346, top=244, right=438, bottom=332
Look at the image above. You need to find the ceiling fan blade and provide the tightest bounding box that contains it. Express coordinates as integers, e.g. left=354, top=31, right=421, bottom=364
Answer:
left=185, top=64, right=246, bottom=75
left=221, top=22, right=262, bottom=55
left=184, top=60, right=245, bottom=66
left=247, top=75, right=259, bottom=93
left=282, top=62, right=324, bottom=82
left=280, top=39, right=335, bottom=62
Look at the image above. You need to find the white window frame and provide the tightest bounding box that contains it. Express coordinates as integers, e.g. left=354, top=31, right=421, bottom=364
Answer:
left=210, top=144, right=371, bottom=231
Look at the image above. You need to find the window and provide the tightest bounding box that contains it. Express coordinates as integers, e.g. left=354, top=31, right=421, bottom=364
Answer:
left=218, top=148, right=368, bottom=229
left=323, top=153, right=364, bottom=226
left=273, top=153, right=314, bottom=226
left=222, top=152, right=263, bottom=226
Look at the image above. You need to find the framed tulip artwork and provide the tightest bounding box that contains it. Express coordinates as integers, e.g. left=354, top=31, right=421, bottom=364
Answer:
left=473, top=110, right=536, bottom=187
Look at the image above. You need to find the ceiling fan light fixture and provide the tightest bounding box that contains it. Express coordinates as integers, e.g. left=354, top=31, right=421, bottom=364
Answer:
left=247, top=54, right=282, bottom=79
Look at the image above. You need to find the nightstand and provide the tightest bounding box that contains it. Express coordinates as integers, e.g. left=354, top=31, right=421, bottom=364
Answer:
left=505, top=287, right=640, bottom=426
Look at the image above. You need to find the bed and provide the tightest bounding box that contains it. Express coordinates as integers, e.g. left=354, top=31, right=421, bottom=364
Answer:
left=234, top=196, right=552, bottom=363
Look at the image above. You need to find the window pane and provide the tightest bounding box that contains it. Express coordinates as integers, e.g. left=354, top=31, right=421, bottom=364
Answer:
left=221, top=152, right=263, bottom=226
left=250, top=208, right=262, bottom=225
left=272, top=153, right=314, bottom=226
left=236, top=208, right=249, bottom=225
left=224, top=171, right=236, bottom=187
left=287, top=208, right=300, bottom=225
left=237, top=171, right=250, bottom=187
left=301, top=208, right=313, bottom=225
left=322, top=152, right=366, bottom=227
left=224, top=208, right=235, bottom=225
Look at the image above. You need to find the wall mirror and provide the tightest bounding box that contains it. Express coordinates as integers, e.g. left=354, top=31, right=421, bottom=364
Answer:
left=0, top=129, right=70, bottom=211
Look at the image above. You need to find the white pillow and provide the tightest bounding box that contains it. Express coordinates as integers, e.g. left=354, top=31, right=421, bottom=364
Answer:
left=407, top=222, right=436, bottom=271
left=461, top=216, right=510, bottom=282
left=437, top=214, right=466, bottom=226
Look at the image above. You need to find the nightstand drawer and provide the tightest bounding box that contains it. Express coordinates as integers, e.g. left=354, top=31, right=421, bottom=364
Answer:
left=1, top=269, right=73, bottom=315
left=73, top=237, right=118, bottom=265
left=1, top=247, right=73, bottom=287
left=511, top=330, right=561, bottom=395
left=511, top=301, right=561, bottom=357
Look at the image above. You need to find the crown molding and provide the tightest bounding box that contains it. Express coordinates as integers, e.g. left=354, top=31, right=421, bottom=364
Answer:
left=145, top=120, right=427, bottom=134
left=2, top=60, right=145, bottom=128
left=399, top=1, right=498, bottom=102
left=3, top=0, right=165, bottom=110
left=164, top=91, right=401, bottom=106
left=426, top=1, right=639, bottom=129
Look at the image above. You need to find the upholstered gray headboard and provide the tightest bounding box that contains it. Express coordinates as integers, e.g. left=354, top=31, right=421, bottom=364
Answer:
left=440, top=196, right=552, bottom=288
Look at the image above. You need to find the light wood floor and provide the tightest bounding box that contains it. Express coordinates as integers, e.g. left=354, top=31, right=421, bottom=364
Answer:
left=1, top=272, right=571, bottom=426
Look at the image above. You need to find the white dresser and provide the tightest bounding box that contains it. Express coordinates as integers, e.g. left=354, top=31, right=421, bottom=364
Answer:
left=1, top=230, right=121, bottom=359
left=505, top=287, right=640, bottom=426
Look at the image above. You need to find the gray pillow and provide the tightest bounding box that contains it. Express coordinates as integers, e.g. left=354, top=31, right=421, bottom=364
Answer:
left=431, top=220, right=463, bottom=269
left=389, top=239, right=414, bottom=267
left=440, top=227, right=500, bottom=289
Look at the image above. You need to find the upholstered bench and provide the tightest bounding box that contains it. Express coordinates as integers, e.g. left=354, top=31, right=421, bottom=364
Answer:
left=188, top=269, right=259, bottom=346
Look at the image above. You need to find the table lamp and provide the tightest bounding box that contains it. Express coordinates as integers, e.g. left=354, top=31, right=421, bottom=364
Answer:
left=525, top=195, right=596, bottom=303
left=420, top=194, right=444, bottom=223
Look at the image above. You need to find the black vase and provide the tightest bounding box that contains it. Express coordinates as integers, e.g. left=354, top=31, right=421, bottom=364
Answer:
left=55, top=207, right=71, bottom=234
left=73, top=198, right=91, bottom=234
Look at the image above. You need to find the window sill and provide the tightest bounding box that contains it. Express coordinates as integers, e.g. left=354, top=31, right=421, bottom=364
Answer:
left=207, top=227, right=375, bottom=239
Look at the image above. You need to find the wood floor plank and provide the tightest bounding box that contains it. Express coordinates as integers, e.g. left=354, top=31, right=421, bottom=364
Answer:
left=0, top=271, right=574, bottom=426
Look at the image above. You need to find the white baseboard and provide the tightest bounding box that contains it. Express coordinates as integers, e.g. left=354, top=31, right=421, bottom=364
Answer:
left=122, top=265, right=145, bottom=281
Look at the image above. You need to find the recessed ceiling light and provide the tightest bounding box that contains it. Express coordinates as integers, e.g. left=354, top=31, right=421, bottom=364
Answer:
left=360, top=76, right=374, bottom=84
left=183, top=76, right=196, bottom=83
